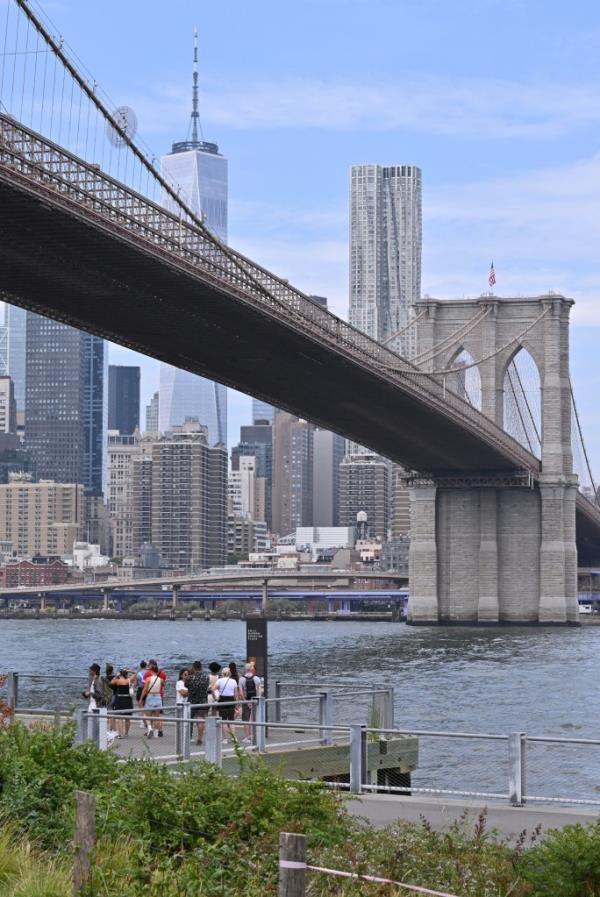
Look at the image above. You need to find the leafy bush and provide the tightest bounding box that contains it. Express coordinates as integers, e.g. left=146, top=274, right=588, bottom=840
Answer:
left=4, top=721, right=600, bottom=897
left=520, top=820, right=600, bottom=896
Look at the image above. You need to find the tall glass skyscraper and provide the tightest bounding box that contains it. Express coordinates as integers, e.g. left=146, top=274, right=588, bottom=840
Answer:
left=5, top=303, right=26, bottom=414
left=159, top=31, right=228, bottom=445
left=349, top=164, right=422, bottom=357
left=159, top=366, right=226, bottom=446
left=25, top=313, right=106, bottom=495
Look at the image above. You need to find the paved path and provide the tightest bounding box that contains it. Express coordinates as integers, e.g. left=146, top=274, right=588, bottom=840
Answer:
left=346, top=794, right=599, bottom=841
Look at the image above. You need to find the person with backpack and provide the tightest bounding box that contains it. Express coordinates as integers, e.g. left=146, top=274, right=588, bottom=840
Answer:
left=186, top=660, right=210, bottom=745
left=239, top=663, right=261, bottom=744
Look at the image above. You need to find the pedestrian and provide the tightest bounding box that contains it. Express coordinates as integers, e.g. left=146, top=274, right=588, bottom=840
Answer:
left=213, top=666, right=238, bottom=743
left=176, top=668, right=189, bottom=704
left=81, top=663, right=103, bottom=713
left=186, top=661, right=210, bottom=745
left=140, top=660, right=163, bottom=737
left=111, top=668, right=135, bottom=738
left=143, top=659, right=166, bottom=736
left=136, top=661, right=147, bottom=729
left=228, top=661, right=242, bottom=722
left=207, top=661, right=221, bottom=716
left=105, top=663, right=117, bottom=731
left=239, top=662, right=262, bottom=744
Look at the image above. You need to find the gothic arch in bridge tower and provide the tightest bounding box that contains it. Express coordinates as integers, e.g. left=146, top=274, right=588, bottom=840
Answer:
left=408, top=294, right=579, bottom=625
left=500, top=345, right=542, bottom=457
left=446, top=346, right=482, bottom=410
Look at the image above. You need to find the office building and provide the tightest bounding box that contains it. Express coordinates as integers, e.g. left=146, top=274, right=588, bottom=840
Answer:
left=145, top=392, right=159, bottom=434
left=392, top=465, right=411, bottom=538
left=251, top=399, right=274, bottom=425
left=272, top=411, right=313, bottom=536
left=0, top=473, right=84, bottom=557
left=231, top=420, right=273, bottom=529
left=159, top=30, right=228, bottom=449
left=132, top=421, right=227, bottom=572
left=132, top=450, right=154, bottom=557
left=106, top=431, right=140, bottom=559
left=108, top=365, right=140, bottom=435
left=338, top=452, right=389, bottom=542
left=0, top=377, right=17, bottom=435
left=312, top=429, right=345, bottom=527
left=4, top=303, right=26, bottom=417
left=349, top=163, right=422, bottom=355
left=25, top=313, right=105, bottom=495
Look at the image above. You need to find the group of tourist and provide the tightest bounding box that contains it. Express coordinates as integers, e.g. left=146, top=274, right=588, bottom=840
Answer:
left=83, top=658, right=262, bottom=745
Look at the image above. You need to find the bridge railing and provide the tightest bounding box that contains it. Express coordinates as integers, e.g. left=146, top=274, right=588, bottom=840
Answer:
left=67, top=707, right=600, bottom=808
left=0, top=113, right=540, bottom=473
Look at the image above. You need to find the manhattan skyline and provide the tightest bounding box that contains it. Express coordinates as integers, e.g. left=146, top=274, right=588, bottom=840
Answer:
left=19, top=0, right=600, bottom=467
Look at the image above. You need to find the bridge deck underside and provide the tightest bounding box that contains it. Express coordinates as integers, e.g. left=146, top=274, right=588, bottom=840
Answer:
left=2, top=172, right=600, bottom=558
left=0, top=175, right=520, bottom=473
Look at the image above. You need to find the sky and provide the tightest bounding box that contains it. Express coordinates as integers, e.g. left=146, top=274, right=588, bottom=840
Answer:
left=21, top=0, right=600, bottom=468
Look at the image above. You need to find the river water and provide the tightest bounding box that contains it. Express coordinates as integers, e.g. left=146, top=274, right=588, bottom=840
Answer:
left=2, top=619, right=598, bottom=801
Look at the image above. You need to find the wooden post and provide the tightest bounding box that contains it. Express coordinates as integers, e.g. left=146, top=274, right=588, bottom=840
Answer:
left=279, top=832, right=306, bottom=897
left=72, top=790, right=95, bottom=896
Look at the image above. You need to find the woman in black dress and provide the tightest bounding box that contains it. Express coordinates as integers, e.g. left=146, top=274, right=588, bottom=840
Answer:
left=111, top=668, right=134, bottom=737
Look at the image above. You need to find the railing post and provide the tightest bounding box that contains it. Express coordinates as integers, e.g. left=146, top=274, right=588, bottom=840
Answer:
left=508, top=732, right=527, bottom=806
left=204, top=716, right=222, bottom=766
left=72, top=708, right=86, bottom=745
left=279, top=831, right=306, bottom=897
left=72, top=791, right=96, bottom=897
left=384, top=687, right=395, bottom=731
left=275, top=680, right=282, bottom=723
left=182, top=703, right=191, bottom=761
left=319, top=690, right=332, bottom=745
left=175, top=703, right=184, bottom=758
left=256, top=695, right=267, bottom=752
left=97, top=708, right=108, bottom=751
left=350, top=724, right=366, bottom=794
left=7, top=671, right=18, bottom=710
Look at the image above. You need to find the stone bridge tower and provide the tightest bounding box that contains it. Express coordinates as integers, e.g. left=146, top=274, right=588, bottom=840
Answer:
left=407, top=294, right=578, bottom=624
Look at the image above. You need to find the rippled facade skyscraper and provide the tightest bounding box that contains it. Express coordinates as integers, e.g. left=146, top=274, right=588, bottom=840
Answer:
left=349, top=164, right=422, bottom=357
left=159, top=31, right=228, bottom=446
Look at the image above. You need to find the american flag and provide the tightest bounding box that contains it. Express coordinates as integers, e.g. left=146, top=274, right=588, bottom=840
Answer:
left=488, top=261, right=496, bottom=288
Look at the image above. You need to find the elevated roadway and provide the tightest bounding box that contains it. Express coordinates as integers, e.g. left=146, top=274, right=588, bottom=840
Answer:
left=1, top=115, right=600, bottom=559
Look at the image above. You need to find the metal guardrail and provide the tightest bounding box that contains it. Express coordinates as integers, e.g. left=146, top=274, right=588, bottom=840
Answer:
left=36, top=702, right=600, bottom=808
left=0, top=112, right=541, bottom=475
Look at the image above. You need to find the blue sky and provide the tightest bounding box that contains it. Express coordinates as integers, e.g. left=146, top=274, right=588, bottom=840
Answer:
left=30, top=0, right=600, bottom=469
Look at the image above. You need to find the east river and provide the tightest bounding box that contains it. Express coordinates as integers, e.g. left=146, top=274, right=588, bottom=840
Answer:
left=2, top=619, right=598, bottom=801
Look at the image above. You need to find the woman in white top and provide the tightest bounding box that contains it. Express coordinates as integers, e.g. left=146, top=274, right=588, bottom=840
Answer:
left=213, top=667, right=238, bottom=743
left=176, top=668, right=189, bottom=705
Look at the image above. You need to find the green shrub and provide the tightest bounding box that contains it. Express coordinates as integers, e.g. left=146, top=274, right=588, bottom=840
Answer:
left=520, top=820, right=600, bottom=896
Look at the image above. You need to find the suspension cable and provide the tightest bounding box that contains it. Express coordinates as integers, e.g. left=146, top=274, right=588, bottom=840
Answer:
left=505, top=363, right=534, bottom=453
left=412, top=307, right=492, bottom=366
left=570, top=380, right=597, bottom=499
left=510, top=358, right=541, bottom=446
left=381, top=309, right=428, bottom=346
left=402, top=307, right=550, bottom=376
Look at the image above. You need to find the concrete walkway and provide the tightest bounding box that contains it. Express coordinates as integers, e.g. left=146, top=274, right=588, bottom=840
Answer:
left=346, top=794, right=599, bottom=841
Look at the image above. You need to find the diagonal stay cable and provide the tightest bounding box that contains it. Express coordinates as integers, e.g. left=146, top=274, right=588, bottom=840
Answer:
left=570, top=380, right=597, bottom=499
left=403, top=307, right=550, bottom=376
left=412, top=307, right=492, bottom=365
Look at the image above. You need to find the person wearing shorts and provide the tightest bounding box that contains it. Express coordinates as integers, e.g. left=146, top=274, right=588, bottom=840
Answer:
left=239, top=663, right=261, bottom=744
left=214, top=668, right=239, bottom=743
left=141, top=662, right=163, bottom=737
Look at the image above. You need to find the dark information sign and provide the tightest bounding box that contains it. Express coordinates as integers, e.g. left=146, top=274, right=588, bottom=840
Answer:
left=246, top=617, right=268, bottom=698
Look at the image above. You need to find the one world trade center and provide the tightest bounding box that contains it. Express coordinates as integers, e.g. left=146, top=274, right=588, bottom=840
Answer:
left=159, top=30, right=228, bottom=446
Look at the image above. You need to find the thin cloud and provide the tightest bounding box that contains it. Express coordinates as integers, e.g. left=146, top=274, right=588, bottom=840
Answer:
left=134, top=76, right=600, bottom=140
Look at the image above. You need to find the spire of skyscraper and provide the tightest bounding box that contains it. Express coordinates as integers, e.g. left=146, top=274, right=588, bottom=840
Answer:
left=190, top=27, right=202, bottom=146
